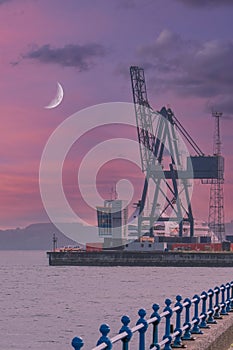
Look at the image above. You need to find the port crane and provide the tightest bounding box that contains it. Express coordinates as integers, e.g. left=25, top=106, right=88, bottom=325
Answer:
left=130, top=66, right=224, bottom=238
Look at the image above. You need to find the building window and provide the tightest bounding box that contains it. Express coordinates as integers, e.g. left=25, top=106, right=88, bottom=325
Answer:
left=141, top=244, right=144, bottom=247
left=149, top=244, right=152, bottom=248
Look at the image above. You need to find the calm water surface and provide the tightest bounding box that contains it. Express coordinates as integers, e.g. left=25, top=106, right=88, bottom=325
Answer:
left=1, top=250, right=233, bottom=350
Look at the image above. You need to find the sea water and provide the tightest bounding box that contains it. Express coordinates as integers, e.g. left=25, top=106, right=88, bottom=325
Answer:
left=0, top=250, right=232, bottom=350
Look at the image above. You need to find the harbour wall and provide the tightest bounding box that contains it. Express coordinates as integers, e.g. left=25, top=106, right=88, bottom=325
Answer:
left=48, top=250, right=233, bottom=267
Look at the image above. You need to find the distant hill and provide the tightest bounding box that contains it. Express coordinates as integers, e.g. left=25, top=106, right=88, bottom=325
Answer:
left=0, top=222, right=100, bottom=250
left=2, top=220, right=232, bottom=250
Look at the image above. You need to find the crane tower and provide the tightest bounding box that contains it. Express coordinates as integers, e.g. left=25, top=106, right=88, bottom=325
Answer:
left=208, top=112, right=225, bottom=242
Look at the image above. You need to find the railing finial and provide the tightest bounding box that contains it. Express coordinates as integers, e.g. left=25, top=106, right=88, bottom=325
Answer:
left=150, top=303, right=161, bottom=348
left=182, top=297, right=194, bottom=340
left=71, top=337, right=84, bottom=350
left=207, top=289, right=217, bottom=324
left=137, top=308, right=148, bottom=350
left=96, top=324, right=112, bottom=349
left=220, top=284, right=228, bottom=315
left=226, top=283, right=231, bottom=312
left=214, top=286, right=222, bottom=319
left=119, top=315, right=132, bottom=349
left=200, top=291, right=210, bottom=329
left=173, top=295, right=183, bottom=347
left=191, top=294, right=202, bottom=334
left=163, top=299, right=173, bottom=350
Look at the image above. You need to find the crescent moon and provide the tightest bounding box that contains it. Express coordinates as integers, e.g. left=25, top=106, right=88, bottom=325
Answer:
left=45, top=82, right=64, bottom=109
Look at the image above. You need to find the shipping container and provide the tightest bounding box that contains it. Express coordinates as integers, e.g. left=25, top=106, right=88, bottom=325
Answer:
left=171, top=243, right=223, bottom=252
left=86, top=243, right=103, bottom=252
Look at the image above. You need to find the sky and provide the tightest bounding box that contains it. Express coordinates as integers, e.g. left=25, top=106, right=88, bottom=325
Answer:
left=1, top=0, right=233, bottom=230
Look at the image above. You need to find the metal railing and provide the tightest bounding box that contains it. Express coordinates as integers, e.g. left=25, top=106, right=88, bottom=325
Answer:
left=71, top=281, right=233, bottom=350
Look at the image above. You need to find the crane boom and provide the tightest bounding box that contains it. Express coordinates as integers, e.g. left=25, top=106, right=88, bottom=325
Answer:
left=130, top=66, right=193, bottom=236
left=130, top=66, right=156, bottom=172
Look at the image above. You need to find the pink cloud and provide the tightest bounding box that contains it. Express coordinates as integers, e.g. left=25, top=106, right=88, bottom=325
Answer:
left=0, top=0, right=232, bottom=230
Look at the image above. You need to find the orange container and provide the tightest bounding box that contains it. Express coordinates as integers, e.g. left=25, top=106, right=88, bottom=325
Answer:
left=172, top=243, right=223, bottom=252
left=86, top=243, right=103, bottom=252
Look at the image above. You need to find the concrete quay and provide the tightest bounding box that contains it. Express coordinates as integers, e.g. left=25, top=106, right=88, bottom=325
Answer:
left=48, top=250, right=233, bottom=267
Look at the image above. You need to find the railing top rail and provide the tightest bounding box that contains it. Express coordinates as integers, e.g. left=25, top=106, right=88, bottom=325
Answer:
left=92, top=343, right=107, bottom=350
left=111, top=332, right=127, bottom=344
left=130, top=323, right=144, bottom=333
left=147, top=316, right=159, bottom=325
left=191, top=297, right=198, bottom=303
left=159, top=310, right=170, bottom=318
left=183, top=301, right=189, bottom=307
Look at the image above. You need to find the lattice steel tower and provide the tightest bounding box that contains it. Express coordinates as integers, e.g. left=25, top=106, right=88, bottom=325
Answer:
left=208, top=112, right=225, bottom=242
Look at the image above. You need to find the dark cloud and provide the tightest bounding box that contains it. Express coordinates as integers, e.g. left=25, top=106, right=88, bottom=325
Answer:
left=118, top=0, right=233, bottom=9
left=23, top=43, right=106, bottom=70
left=116, top=0, right=153, bottom=9
left=137, top=29, right=233, bottom=114
left=0, top=0, right=12, bottom=4
left=208, top=98, right=233, bottom=117
left=177, top=0, right=233, bottom=6
left=117, top=0, right=136, bottom=8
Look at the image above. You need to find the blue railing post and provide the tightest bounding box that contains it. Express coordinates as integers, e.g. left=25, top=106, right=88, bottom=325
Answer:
left=96, top=324, right=112, bottom=349
left=182, top=298, right=194, bottom=341
left=191, top=294, right=202, bottom=334
left=214, top=286, right=222, bottom=319
left=119, top=315, right=132, bottom=350
left=207, top=289, right=217, bottom=324
left=220, top=284, right=228, bottom=315
left=173, top=295, right=184, bottom=348
left=71, top=337, right=84, bottom=350
left=231, top=281, right=233, bottom=309
left=136, top=308, right=148, bottom=350
left=199, top=291, right=210, bottom=329
left=162, top=299, right=173, bottom=350
left=226, top=283, right=232, bottom=313
left=150, top=304, right=161, bottom=348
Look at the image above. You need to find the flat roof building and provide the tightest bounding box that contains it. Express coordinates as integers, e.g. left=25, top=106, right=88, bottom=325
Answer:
left=97, top=199, right=128, bottom=248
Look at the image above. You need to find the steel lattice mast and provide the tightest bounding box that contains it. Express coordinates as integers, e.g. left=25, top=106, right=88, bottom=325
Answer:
left=208, top=112, right=225, bottom=242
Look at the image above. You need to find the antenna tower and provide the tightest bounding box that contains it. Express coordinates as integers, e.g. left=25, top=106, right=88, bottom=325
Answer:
left=110, top=182, right=118, bottom=200
left=208, top=112, right=225, bottom=242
